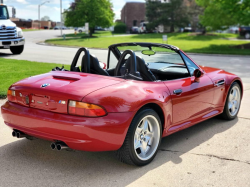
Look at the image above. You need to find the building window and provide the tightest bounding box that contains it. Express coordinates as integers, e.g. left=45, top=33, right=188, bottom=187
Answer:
left=133, top=20, right=137, bottom=26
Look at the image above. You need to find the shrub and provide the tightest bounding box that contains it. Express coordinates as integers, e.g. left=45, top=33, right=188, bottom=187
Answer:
left=114, top=22, right=126, bottom=33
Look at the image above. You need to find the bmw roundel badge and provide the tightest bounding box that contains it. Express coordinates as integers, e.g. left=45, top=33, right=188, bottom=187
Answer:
left=41, top=83, right=50, bottom=88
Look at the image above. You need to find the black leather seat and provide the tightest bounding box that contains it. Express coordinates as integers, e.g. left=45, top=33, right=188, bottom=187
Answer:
left=83, top=54, right=109, bottom=76
left=125, top=56, right=156, bottom=81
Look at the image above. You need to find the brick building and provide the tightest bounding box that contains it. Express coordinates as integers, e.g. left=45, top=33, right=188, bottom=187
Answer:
left=121, top=0, right=199, bottom=32
left=121, top=2, right=146, bottom=31
left=10, top=18, right=56, bottom=29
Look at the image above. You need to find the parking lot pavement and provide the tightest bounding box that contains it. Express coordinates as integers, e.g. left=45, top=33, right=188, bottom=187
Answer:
left=0, top=86, right=249, bottom=187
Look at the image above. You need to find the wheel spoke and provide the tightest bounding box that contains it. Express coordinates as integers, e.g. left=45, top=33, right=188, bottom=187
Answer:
left=145, top=132, right=153, bottom=145
left=135, top=126, right=143, bottom=135
left=231, top=105, right=235, bottom=113
left=228, top=101, right=233, bottom=110
left=229, top=91, right=234, bottom=101
left=141, top=141, right=148, bottom=155
left=145, top=145, right=151, bottom=154
left=143, top=119, right=149, bottom=132
left=134, top=140, right=142, bottom=150
left=232, top=89, right=237, bottom=100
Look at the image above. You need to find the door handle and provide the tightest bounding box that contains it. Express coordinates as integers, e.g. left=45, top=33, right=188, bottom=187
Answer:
left=214, top=79, right=225, bottom=87
left=173, top=89, right=182, bottom=95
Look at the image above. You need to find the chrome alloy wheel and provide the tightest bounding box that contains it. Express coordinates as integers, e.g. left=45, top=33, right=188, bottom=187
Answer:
left=228, top=86, right=241, bottom=117
left=134, top=115, right=160, bottom=161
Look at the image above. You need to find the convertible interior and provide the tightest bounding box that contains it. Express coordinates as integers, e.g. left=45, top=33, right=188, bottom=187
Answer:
left=56, top=43, right=197, bottom=81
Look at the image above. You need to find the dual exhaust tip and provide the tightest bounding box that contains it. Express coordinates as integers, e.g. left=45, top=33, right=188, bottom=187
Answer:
left=12, top=130, right=27, bottom=138
left=12, top=130, right=68, bottom=151
left=50, top=142, right=68, bottom=151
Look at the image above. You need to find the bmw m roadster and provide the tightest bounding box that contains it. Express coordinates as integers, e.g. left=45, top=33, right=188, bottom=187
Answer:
left=1, top=42, right=243, bottom=166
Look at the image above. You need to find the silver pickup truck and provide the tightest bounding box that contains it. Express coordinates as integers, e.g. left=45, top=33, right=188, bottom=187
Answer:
left=0, top=4, right=25, bottom=54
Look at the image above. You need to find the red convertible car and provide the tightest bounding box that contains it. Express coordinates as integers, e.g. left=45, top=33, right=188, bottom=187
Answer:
left=1, top=43, right=243, bottom=166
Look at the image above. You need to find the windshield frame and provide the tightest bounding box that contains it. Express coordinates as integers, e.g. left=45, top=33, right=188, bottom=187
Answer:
left=0, top=5, right=9, bottom=20
left=107, top=42, right=180, bottom=69
left=107, top=43, right=204, bottom=78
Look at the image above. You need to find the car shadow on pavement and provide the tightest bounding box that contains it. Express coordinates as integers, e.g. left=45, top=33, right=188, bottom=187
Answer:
left=0, top=52, right=12, bottom=57
left=0, top=117, right=237, bottom=187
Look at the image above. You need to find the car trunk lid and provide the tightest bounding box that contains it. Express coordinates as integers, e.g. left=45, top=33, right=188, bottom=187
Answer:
left=10, top=71, right=123, bottom=114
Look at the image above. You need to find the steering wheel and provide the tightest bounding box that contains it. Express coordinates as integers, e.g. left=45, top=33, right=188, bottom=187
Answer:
left=115, top=50, right=137, bottom=76
left=70, top=47, right=90, bottom=73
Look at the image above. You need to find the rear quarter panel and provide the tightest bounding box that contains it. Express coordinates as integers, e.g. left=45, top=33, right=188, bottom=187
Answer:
left=82, top=80, right=173, bottom=129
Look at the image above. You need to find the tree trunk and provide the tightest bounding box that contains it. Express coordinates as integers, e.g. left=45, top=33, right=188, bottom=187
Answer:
left=170, top=13, right=175, bottom=33
left=202, top=27, right=206, bottom=35
left=170, top=24, right=175, bottom=33
left=89, top=27, right=95, bottom=37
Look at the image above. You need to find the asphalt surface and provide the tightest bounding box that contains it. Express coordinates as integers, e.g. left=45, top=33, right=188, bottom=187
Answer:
left=0, top=30, right=250, bottom=187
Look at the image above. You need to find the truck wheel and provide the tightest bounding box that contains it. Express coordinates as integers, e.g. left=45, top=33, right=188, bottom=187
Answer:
left=245, top=33, right=250, bottom=39
left=10, top=45, right=24, bottom=55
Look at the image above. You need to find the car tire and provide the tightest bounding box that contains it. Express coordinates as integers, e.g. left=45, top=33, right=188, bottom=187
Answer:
left=79, top=30, right=82, bottom=33
left=10, top=45, right=24, bottom=55
left=221, top=82, right=241, bottom=120
left=245, top=33, right=250, bottom=39
left=116, top=108, right=162, bottom=166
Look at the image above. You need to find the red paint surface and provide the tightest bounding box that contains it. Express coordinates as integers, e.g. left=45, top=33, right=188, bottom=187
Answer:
left=1, top=64, right=243, bottom=151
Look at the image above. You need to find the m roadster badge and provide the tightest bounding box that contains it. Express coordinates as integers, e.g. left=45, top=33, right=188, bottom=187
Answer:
left=41, top=83, right=50, bottom=88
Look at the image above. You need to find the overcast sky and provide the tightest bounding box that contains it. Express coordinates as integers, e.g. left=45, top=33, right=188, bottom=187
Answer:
left=3, top=0, right=145, bottom=21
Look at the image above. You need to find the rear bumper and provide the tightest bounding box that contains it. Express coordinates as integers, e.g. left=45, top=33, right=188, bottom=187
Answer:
left=1, top=101, right=135, bottom=151
left=0, top=37, right=25, bottom=47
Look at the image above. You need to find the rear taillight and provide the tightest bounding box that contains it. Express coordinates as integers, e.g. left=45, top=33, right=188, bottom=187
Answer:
left=7, top=90, right=16, bottom=102
left=239, top=27, right=241, bottom=32
left=68, top=100, right=107, bottom=117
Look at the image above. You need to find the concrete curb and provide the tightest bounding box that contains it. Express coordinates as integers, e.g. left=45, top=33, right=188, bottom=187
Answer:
left=37, top=42, right=250, bottom=57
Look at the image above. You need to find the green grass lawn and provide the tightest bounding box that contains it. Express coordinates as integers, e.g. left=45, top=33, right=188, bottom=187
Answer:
left=46, top=32, right=250, bottom=55
left=0, top=58, right=70, bottom=98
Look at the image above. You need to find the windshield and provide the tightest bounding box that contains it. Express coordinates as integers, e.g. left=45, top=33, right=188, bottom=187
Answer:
left=0, top=6, right=9, bottom=20
left=116, top=45, right=186, bottom=70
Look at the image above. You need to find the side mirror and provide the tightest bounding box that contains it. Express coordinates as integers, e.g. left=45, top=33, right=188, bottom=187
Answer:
left=193, top=69, right=203, bottom=82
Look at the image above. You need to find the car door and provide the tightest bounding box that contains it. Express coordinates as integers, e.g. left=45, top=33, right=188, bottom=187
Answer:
left=164, top=52, right=214, bottom=130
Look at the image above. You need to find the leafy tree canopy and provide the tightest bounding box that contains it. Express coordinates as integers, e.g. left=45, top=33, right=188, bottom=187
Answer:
left=41, top=16, right=51, bottom=21
left=65, top=0, right=114, bottom=35
left=146, top=0, right=189, bottom=32
left=196, top=0, right=250, bottom=29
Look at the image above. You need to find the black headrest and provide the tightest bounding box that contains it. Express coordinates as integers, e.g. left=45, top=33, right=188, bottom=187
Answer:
left=89, top=54, right=109, bottom=76
left=126, top=56, right=156, bottom=81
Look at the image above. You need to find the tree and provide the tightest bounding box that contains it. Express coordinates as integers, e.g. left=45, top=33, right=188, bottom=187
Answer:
left=196, top=0, right=250, bottom=30
left=41, top=16, right=51, bottom=21
left=65, top=0, right=114, bottom=36
left=187, top=0, right=204, bottom=31
left=146, top=0, right=189, bottom=32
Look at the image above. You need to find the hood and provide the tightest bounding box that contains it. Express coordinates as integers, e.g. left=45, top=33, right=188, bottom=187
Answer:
left=10, top=71, right=124, bottom=113
left=0, top=19, right=16, bottom=27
